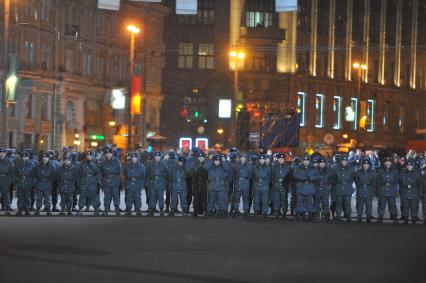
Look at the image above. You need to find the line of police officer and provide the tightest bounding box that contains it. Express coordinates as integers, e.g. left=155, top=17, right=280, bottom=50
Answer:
left=0, top=146, right=425, bottom=224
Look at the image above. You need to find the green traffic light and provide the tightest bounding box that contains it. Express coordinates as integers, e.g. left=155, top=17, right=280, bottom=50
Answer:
left=194, top=111, right=199, bottom=118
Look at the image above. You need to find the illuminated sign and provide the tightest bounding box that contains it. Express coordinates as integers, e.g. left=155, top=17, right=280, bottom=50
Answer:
left=111, top=88, right=126, bottom=109
left=219, top=99, right=232, bottom=118
left=179, top=137, right=192, bottom=151
left=89, top=135, right=105, bottom=140
left=195, top=138, right=208, bottom=151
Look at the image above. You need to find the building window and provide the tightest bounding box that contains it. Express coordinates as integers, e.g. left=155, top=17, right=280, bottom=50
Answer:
left=8, top=132, right=15, bottom=147
left=332, top=96, right=341, bottom=130
left=345, top=98, right=358, bottom=130
left=41, top=45, right=52, bottom=70
left=399, top=106, right=405, bottom=133
left=24, top=41, right=35, bottom=64
left=82, top=10, right=93, bottom=32
left=41, top=0, right=52, bottom=21
left=96, top=57, right=104, bottom=79
left=82, top=53, right=93, bottom=77
left=96, top=14, right=106, bottom=35
left=65, top=49, right=73, bottom=72
left=244, top=0, right=274, bottom=28
left=366, top=99, right=375, bottom=132
left=24, top=0, right=36, bottom=17
left=315, top=94, right=324, bottom=128
left=382, top=102, right=389, bottom=132
left=198, top=43, right=214, bottom=69
left=66, top=101, right=76, bottom=123
left=197, top=0, right=215, bottom=25
left=25, top=94, right=34, bottom=119
left=41, top=95, right=49, bottom=121
left=178, top=43, right=194, bottom=69
left=297, top=92, right=306, bottom=127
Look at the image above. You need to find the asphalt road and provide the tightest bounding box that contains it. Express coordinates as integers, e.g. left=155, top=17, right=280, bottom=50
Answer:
left=0, top=216, right=425, bottom=283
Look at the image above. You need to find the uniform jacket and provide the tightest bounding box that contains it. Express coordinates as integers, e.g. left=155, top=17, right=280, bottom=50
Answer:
left=124, top=161, right=146, bottom=190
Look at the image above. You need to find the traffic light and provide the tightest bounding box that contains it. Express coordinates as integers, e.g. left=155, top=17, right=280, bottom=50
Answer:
left=194, top=111, right=199, bottom=118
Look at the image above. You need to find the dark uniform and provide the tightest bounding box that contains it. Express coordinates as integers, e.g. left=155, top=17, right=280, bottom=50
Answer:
left=293, top=156, right=319, bottom=220
left=100, top=149, right=122, bottom=215
left=205, top=155, right=229, bottom=217
left=232, top=155, right=253, bottom=216
left=169, top=156, right=189, bottom=215
left=399, top=160, right=422, bottom=224
left=376, top=157, right=399, bottom=223
left=354, top=159, right=376, bottom=223
left=35, top=153, right=56, bottom=215
left=314, top=159, right=332, bottom=221
left=56, top=156, right=78, bottom=215
left=271, top=154, right=290, bottom=218
left=253, top=155, right=272, bottom=217
left=0, top=147, right=15, bottom=215
left=124, top=153, right=146, bottom=215
left=15, top=152, right=36, bottom=215
left=191, top=152, right=209, bottom=216
left=78, top=151, right=101, bottom=215
left=332, top=157, right=355, bottom=222
left=146, top=152, right=168, bottom=216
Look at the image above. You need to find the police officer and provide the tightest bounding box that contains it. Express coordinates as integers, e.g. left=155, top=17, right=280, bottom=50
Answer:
left=100, top=148, right=122, bottom=216
left=15, top=151, right=35, bottom=216
left=0, top=147, right=14, bottom=215
left=35, top=152, right=56, bottom=216
left=271, top=153, right=290, bottom=218
left=146, top=151, right=168, bottom=216
left=399, top=159, right=421, bottom=224
left=205, top=154, right=229, bottom=218
left=354, top=158, right=376, bottom=223
left=57, top=155, right=78, bottom=216
left=421, top=166, right=426, bottom=225
left=232, top=153, right=253, bottom=217
left=48, top=150, right=61, bottom=212
left=169, top=156, right=189, bottom=216
left=376, top=157, right=399, bottom=224
left=293, top=156, right=319, bottom=221
left=164, top=150, right=177, bottom=214
left=124, top=153, right=146, bottom=216
left=253, top=155, right=272, bottom=219
left=191, top=152, right=209, bottom=217
left=78, top=151, right=101, bottom=216
left=315, top=158, right=332, bottom=221
left=332, top=156, right=355, bottom=223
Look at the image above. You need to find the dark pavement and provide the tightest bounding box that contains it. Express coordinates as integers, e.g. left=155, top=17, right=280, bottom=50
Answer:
left=0, top=216, right=425, bottom=283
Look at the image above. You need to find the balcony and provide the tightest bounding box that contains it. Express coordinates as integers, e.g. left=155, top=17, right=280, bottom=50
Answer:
left=240, top=27, right=286, bottom=43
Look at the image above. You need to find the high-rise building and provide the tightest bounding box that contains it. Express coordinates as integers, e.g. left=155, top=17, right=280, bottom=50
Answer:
left=162, top=0, right=426, bottom=151
left=0, top=0, right=168, bottom=151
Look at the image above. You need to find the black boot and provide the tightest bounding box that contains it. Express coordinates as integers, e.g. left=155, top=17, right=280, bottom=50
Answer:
left=46, top=208, right=52, bottom=216
left=366, top=215, right=371, bottom=224
left=148, top=209, right=154, bottom=216
left=159, top=209, right=164, bottom=217
left=412, top=217, right=417, bottom=225
left=16, top=210, right=23, bottom=216
left=392, top=216, right=398, bottom=225
left=102, top=210, right=109, bottom=216
left=94, top=209, right=100, bottom=216
left=125, top=210, right=132, bottom=216
left=377, top=216, right=383, bottom=224
left=5, top=208, right=11, bottom=216
left=59, top=208, right=66, bottom=216
left=169, top=209, right=175, bottom=217
left=34, top=209, right=40, bottom=216
left=357, top=216, right=362, bottom=224
left=67, top=208, right=73, bottom=216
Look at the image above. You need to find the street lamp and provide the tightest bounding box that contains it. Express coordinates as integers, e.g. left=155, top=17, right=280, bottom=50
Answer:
left=229, top=49, right=245, bottom=146
left=126, top=24, right=141, bottom=152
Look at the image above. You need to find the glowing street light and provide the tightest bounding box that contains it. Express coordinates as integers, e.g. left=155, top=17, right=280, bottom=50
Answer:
left=127, top=25, right=140, bottom=34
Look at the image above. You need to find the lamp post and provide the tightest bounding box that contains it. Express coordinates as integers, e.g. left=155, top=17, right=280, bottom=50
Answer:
left=352, top=62, right=367, bottom=146
left=229, top=49, right=245, bottom=146
left=126, top=24, right=140, bottom=152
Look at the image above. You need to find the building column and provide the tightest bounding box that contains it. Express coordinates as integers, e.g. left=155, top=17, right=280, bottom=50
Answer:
left=327, top=0, right=336, bottom=79
left=410, top=0, right=418, bottom=89
left=309, top=0, right=318, bottom=77
left=277, top=11, right=298, bottom=73
left=53, top=82, right=65, bottom=150
left=76, top=97, right=85, bottom=150
left=394, top=0, right=402, bottom=87
left=345, top=0, right=353, bottom=81
left=363, top=0, right=370, bottom=83
left=378, top=0, right=386, bottom=85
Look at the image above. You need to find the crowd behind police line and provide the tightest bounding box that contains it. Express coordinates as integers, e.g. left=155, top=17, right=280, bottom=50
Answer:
left=0, top=145, right=425, bottom=225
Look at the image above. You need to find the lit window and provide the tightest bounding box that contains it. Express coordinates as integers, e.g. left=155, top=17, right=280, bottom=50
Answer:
left=297, top=92, right=306, bottom=127
left=315, top=94, right=324, bottom=128
left=332, top=96, right=341, bottom=130
left=345, top=98, right=358, bottom=130
left=198, top=43, right=214, bottom=69
left=178, top=42, right=194, bottom=69
left=366, top=99, right=375, bottom=132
